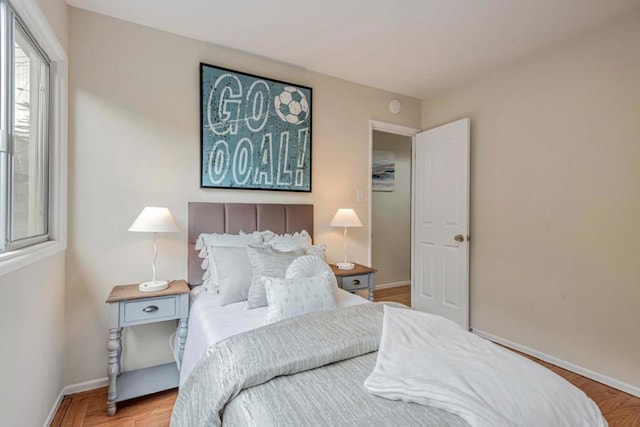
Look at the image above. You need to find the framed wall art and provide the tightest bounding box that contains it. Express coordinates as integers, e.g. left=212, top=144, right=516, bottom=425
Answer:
left=200, top=63, right=312, bottom=192
left=372, top=149, right=395, bottom=192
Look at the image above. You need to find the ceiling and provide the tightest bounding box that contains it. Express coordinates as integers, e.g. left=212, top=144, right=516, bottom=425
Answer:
left=66, top=0, right=640, bottom=100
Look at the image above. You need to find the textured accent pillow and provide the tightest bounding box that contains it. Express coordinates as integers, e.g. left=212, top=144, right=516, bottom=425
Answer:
left=262, top=230, right=312, bottom=251
left=245, top=245, right=305, bottom=309
left=210, top=246, right=254, bottom=305
left=286, top=255, right=337, bottom=291
left=302, top=244, right=326, bottom=260
left=196, top=231, right=263, bottom=292
left=263, top=276, right=337, bottom=324
left=196, top=231, right=263, bottom=251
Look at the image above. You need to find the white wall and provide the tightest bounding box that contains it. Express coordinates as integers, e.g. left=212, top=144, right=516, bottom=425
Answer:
left=422, top=11, right=640, bottom=391
left=372, top=131, right=411, bottom=286
left=0, top=1, right=68, bottom=426
left=66, top=7, right=421, bottom=385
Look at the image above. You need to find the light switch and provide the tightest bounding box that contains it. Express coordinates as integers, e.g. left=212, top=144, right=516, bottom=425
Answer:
left=356, top=189, right=364, bottom=202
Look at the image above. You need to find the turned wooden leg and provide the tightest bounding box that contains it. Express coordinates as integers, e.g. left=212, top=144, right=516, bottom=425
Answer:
left=177, top=318, right=188, bottom=365
left=369, top=273, right=376, bottom=302
left=116, top=334, right=122, bottom=376
left=107, top=327, right=122, bottom=416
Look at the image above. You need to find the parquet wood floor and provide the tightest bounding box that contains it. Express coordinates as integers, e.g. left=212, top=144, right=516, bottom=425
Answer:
left=52, top=285, right=640, bottom=426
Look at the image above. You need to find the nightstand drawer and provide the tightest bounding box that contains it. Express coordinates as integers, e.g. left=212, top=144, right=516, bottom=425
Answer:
left=340, top=274, right=370, bottom=291
left=123, top=297, right=176, bottom=324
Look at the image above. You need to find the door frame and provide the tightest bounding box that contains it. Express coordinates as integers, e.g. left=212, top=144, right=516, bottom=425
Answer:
left=368, top=120, right=420, bottom=293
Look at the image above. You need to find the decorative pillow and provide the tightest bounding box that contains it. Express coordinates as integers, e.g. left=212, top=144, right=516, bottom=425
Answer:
left=210, top=246, right=254, bottom=305
left=263, top=276, right=337, bottom=324
left=245, top=245, right=305, bottom=309
left=262, top=230, right=312, bottom=251
left=196, top=231, right=263, bottom=292
left=302, top=244, right=326, bottom=260
left=196, top=231, right=263, bottom=251
left=286, top=255, right=337, bottom=291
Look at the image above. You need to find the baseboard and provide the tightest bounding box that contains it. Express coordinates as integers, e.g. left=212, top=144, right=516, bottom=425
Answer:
left=472, top=329, right=640, bottom=398
left=375, top=281, right=411, bottom=290
left=45, top=377, right=108, bottom=426
left=43, top=388, right=64, bottom=427
left=63, top=377, right=108, bottom=395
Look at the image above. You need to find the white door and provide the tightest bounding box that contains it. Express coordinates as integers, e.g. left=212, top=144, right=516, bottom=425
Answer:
left=412, top=118, right=470, bottom=329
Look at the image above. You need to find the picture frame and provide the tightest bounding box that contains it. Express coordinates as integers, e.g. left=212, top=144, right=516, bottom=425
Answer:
left=200, top=63, right=312, bottom=192
left=372, top=149, right=395, bottom=192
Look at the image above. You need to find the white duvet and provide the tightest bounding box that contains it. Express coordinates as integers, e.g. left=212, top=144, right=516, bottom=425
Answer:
left=364, top=306, right=607, bottom=427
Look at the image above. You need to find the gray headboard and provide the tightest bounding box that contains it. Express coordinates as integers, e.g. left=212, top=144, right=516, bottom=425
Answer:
left=187, top=202, right=314, bottom=286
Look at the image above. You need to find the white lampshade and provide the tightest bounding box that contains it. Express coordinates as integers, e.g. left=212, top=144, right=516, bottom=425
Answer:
left=129, top=207, right=180, bottom=233
left=330, top=209, right=363, bottom=228
left=129, top=207, right=179, bottom=292
left=330, top=208, right=362, bottom=271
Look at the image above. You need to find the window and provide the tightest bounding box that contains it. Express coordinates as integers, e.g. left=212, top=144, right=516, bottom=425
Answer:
left=0, top=0, right=67, bottom=272
left=1, top=1, right=50, bottom=252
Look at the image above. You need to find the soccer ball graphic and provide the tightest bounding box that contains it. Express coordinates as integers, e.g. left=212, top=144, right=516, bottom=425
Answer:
left=274, top=86, right=309, bottom=125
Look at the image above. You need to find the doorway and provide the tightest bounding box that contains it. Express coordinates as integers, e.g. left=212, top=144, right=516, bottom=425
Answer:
left=367, top=121, right=419, bottom=296
left=368, top=119, right=470, bottom=329
left=371, top=130, right=413, bottom=289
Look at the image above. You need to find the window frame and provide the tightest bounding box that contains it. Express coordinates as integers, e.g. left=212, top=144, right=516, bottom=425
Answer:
left=5, top=12, right=51, bottom=251
left=0, top=0, right=67, bottom=276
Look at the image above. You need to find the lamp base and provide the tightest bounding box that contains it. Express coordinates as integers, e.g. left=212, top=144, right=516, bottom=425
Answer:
left=336, top=262, right=355, bottom=270
left=139, top=280, right=169, bottom=292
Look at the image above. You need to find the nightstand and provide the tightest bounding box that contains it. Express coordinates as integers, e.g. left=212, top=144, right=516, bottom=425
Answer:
left=330, top=263, right=377, bottom=302
left=105, top=280, right=190, bottom=416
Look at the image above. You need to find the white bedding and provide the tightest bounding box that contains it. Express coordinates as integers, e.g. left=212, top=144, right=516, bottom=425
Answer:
left=364, top=306, right=607, bottom=427
left=179, top=288, right=368, bottom=386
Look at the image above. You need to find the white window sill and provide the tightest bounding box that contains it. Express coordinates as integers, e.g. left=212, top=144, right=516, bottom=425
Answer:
left=0, top=240, right=66, bottom=277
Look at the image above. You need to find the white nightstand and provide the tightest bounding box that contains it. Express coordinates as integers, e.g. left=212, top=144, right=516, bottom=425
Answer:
left=105, top=280, right=190, bottom=416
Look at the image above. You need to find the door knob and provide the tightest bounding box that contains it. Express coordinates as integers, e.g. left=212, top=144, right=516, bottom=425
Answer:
left=454, top=234, right=464, bottom=243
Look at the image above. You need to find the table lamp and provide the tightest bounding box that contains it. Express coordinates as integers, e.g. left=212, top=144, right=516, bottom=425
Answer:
left=129, top=207, right=180, bottom=292
left=330, top=208, right=363, bottom=270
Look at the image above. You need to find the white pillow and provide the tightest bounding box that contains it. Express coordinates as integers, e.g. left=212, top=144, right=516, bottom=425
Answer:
left=262, top=230, right=312, bottom=251
left=263, top=276, right=337, bottom=324
left=286, top=255, right=337, bottom=291
left=196, top=231, right=263, bottom=291
left=246, top=245, right=304, bottom=309
left=210, top=246, right=255, bottom=305
left=196, top=231, right=263, bottom=251
left=302, top=244, right=327, bottom=260
left=261, top=230, right=324, bottom=260
left=263, top=243, right=326, bottom=260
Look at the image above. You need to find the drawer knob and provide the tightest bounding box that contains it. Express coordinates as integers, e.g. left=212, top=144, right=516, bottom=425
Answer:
left=142, top=305, right=159, bottom=313
left=351, top=279, right=360, bottom=286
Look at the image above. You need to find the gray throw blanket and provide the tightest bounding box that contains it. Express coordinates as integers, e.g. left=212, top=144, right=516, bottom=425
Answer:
left=171, top=303, right=395, bottom=427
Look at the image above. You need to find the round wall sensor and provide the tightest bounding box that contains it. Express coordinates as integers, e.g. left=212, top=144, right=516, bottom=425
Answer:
left=389, top=99, right=402, bottom=114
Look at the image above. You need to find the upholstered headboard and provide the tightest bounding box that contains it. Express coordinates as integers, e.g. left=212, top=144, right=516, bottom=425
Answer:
left=187, top=202, right=314, bottom=286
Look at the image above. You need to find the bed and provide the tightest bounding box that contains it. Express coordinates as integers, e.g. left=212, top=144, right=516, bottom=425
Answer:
left=179, top=202, right=369, bottom=385
left=172, top=202, right=606, bottom=427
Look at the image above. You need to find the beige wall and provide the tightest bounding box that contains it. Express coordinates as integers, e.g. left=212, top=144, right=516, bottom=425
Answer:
left=38, top=0, right=68, bottom=49
left=0, top=1, right=68, bottom=426
left=422, top=11, right=640, bottom=389
left=372, top=131, right=412, bottom=286
left=66, top=7, right=421, bottom=385
left=0, top=253, right=66, bottom=427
